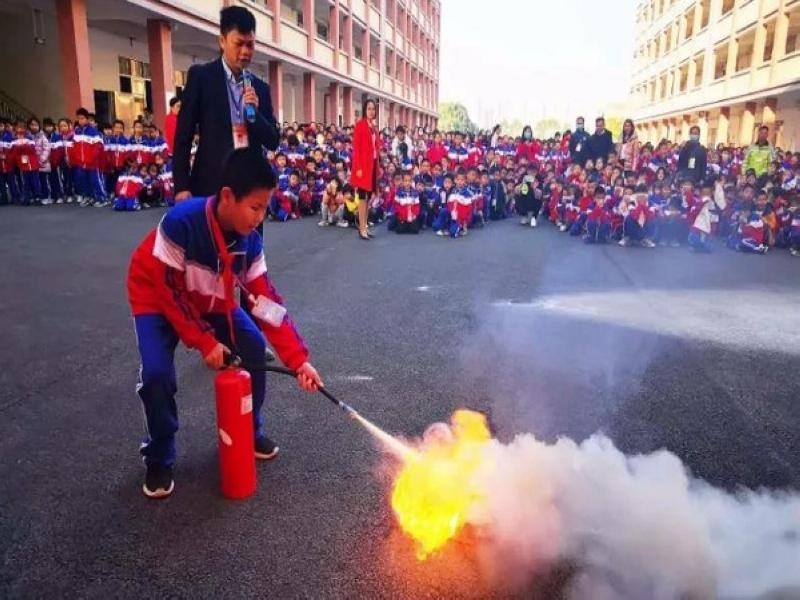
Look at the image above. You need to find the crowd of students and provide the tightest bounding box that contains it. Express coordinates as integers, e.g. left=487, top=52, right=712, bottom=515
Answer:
left=2, top=108, right=799, bottom=256
left=0, top=108, right=174, bottom=210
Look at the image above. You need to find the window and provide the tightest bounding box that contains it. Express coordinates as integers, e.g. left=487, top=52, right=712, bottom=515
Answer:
left=700, top=0, right=710, bottom=29
left=665, top=27, right=672, bottom=53
left=693, top=53, right=705, bottom=87
left=118, top=56, right=150, bottom=98
left=763, top=19, right=776, bottom=62
left=787, top=9, right=800, bottom=55
left=316, top=21, right=329, bottom=42
left=660, top=73, right=669, bottom=99
left=736, top=29, right=755, bottom=71
left=721, top=0, right=735, bottom=17
left=684, top=6, right=695, bottom=40
left=678, top=62, right=689, bottom=91
left=714, top=43, right=729, bottom=79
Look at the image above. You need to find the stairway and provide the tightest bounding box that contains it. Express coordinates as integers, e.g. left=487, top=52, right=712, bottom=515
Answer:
left=0, top=89, right=35, bottom=122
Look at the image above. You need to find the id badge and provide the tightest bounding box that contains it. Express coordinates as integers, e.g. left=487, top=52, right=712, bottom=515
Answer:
left=233, top=122, right=249, bottom=149
left=575, top=143, right=582, bottom=153
left=688, top=157, right=696, bottom=169
left=251, top=295, right=287, bottom=327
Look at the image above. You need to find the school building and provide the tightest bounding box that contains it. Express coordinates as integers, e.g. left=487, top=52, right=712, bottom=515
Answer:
left=629, top=0, right=800, bottom=150
left=0, top=0, right=440, bottom=131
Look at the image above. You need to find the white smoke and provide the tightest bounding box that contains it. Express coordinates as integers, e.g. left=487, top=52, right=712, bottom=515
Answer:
left=455, top=430, right=800, bottom=599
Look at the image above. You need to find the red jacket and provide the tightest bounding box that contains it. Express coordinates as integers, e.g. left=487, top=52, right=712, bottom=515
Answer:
left=516, top=140, right=541, bottom=162
left=426, top=142, right=448, bottom=166
left=165, top=113, right=177, bottom=156
left=350, top=118, right=378, bottom=192
left=12, top=136, right=40, bottom=172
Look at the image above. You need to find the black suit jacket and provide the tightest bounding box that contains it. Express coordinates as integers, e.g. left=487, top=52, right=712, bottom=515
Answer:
left=173, top=58, right=279, bottom=197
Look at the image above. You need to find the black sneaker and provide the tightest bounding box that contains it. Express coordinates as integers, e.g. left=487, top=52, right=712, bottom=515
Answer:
left=142, top=463, right=174, bottom=499
left=254, top=436, right=279, bottom=460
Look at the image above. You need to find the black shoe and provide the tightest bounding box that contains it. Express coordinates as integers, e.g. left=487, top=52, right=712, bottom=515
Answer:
left=255, top=436, right=279, bottom=460
left=143, top=463, right=174, bottom=499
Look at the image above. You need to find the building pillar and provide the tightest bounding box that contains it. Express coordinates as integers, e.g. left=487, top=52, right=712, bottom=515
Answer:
left=146, top=19, right=174, bottom=131
left=56, top=0, right=94, bottom=112
left=698, top=111, right=708, bottom=146
left=666, top=118, right=676, bottom=141
left=343, top=86, right=353, bottom=125
left=303, top=73, right=316, bottom=122
left=328, top=82, right=340, bottom=126
left=388, top=101, right=396, bottom=128
left=725, top=38, right=738, bottom=79
left=343, top=14, right=353, bottom=75
left=681, top=114, right=691, bottom=141
left=773, top=11, right=789, bottom=62
left=330, top=0, right=340, bottom=65
left=687, top=57, right=697, bottom=89
left=269, top=61, right=284, bottom=123
left=740, top=101, right=756, bottom=146
left=716, top=107, right=730, bottom=145
left=303, top=0, right=315, bottom=56
left=762, top=97, right=777, bottom=126
left=268, top=0, right=281, bottom=44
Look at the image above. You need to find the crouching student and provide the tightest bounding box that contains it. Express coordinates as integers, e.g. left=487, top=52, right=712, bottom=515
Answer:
left=585, top=185, right=611, bottom=244
left=787, top=196, right=800, bottom=256
left=619, top=184, right=656, bottom=247
left=113, top=159, right=143, bottom=211
left=318, top=178, right=345, bottom=227
left=389, top=172, right=421, bottom=234
left=434, top=171, right=473, bottom=238
left=730, top=199, right=769, bottom=254
left=127, top=148, right=322, bottom=499
left=686, top=180, right=720, bottom=253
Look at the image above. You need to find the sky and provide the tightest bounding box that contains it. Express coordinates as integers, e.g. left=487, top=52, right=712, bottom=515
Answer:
left=438, top=0, right=638, bottom=128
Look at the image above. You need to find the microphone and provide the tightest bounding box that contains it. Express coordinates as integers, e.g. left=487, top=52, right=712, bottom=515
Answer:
left=242, top=69, right=257, bottom=124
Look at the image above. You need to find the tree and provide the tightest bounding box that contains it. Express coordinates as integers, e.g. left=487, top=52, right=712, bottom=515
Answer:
left=534, top=118, right=569, bottom=140
left=437, top=102, right=478, bottom=134
left=605, top=116, right=624, bottom=140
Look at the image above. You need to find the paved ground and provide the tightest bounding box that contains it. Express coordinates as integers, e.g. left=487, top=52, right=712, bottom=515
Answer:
left=1, top=204, right=798, bottom=599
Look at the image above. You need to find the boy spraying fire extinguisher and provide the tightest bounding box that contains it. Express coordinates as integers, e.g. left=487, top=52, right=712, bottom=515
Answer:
left=127, top=148, right=323, bottom=499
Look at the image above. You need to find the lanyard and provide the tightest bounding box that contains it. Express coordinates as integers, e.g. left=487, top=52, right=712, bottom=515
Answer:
left=205, top=198, right=238, bottom=348
left=226, top=75, right=244, bottom=122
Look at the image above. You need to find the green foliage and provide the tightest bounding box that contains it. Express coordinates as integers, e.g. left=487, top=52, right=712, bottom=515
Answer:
left=438, top=102, right=478, bottom=134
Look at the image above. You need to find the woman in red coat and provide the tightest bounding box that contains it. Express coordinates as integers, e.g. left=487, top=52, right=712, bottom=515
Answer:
left=515, top=125, right=541, bottom=163
left=349, top=98, right=379, bottom=240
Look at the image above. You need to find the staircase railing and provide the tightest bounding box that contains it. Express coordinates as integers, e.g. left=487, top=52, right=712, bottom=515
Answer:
left=0, top=90, right=35, bottom=122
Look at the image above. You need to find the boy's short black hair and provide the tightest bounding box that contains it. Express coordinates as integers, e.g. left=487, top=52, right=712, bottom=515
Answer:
left=341, top=184, right=354, bottom=195
left=113, top=119, right=125, bottom=128
left=218, top=148, right=276, bottom=199
left=635, top=183, right=649, bottom=194
left=75, top=107, right=89, bottom=118
left=169, top=96, right=181, bottom=107
left=594, top=185, right=605, bottom=196
left=42, top=117, right=55, bottom=127
left=220, top=6, right=256, bottom=35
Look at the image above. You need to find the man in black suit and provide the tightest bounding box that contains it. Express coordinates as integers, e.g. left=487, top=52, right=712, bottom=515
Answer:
left=173, top=6, right=279, bottom=203
left=587, top=116, right=615, bottom=164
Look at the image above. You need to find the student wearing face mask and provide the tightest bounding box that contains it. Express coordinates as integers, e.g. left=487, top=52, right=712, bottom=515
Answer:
left=677, top=125, right=707, bottom=183
left=587, top=117, right=614, bottom=163
left=569, top=117, right=590, bottom=167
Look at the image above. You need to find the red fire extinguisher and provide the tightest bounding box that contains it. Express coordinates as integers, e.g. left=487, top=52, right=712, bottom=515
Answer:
left=215, top=368, right=257, bottom=500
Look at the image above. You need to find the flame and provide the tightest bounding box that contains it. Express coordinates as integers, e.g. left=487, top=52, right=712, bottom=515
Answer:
left=390, top=410, right=492, bottom=559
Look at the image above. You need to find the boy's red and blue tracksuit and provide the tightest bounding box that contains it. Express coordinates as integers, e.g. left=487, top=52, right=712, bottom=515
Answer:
left=104, top=134, right=129, bottom=198
left=127, top=197, right=308, bottom=466
left=623, top=202, right=655, bottom=241
left=69, top=124, right=105, bottom=201
left=11, top=133, right=41, bottom=203
left=114, top=169, right=143, bottom=211
left=128, top=135, right=152, bottom=167
left=158, top=161, right=175, bottom=207
left=0, top=130, right=20, bottom=204
left=732, top=211, right=767, bottom=253
left=389, top=186, right=421, bottom=233
left=788, top=210, right=800, bottom=251
left=48, top=131, right=72, bottom=200
left=433, top=185, right=473, bottom=237
left=586, top=202, right=611, bottom=243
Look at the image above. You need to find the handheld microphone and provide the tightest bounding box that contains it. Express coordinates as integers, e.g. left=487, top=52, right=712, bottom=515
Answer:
left=242, top=69, right=257, bottom=124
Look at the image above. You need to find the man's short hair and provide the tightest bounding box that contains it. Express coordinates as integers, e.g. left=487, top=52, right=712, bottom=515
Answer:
left=220, top=6, right=256, bottom=36
left=219, top=148, right=276, bottom=199
left=169, top=97, right=181, bottom=107
left=690, top=125, right=701, bottom=134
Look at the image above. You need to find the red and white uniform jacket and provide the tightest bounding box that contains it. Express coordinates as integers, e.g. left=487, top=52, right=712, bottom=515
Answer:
left=11, top=134, right=40, bottom=172
left=394, top=187, right=420, bottom=223
left=448, top=185, right=474, bottom=226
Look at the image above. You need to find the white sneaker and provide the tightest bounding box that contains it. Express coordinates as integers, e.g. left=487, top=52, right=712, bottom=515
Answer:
left=436, top=229, right=446, bottom=237
left=619, top=238, right=629, bottom=247
left=559, top=224, right=567, bottom=232
left=790, top=248, right=799, bottom=257
left=336, top=221, right=349, bottom=228
left=461, top=227, right=469, bottom=236
left=66, top=196, right=74, bottom=204
left=641, top=239, right=656, bottom=248
left=55, top=198, right=64, bottom=204
left=519, top=217, right=529, bottom=226
left=317, top=220, right=328, bottom=227
left=530, top=216, right=537, bottom=228
left=759, top=245, right=769, bottom=254
left=94, top=200, right=108, bottom=208
left=41, top=198, right=53, bottom=206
